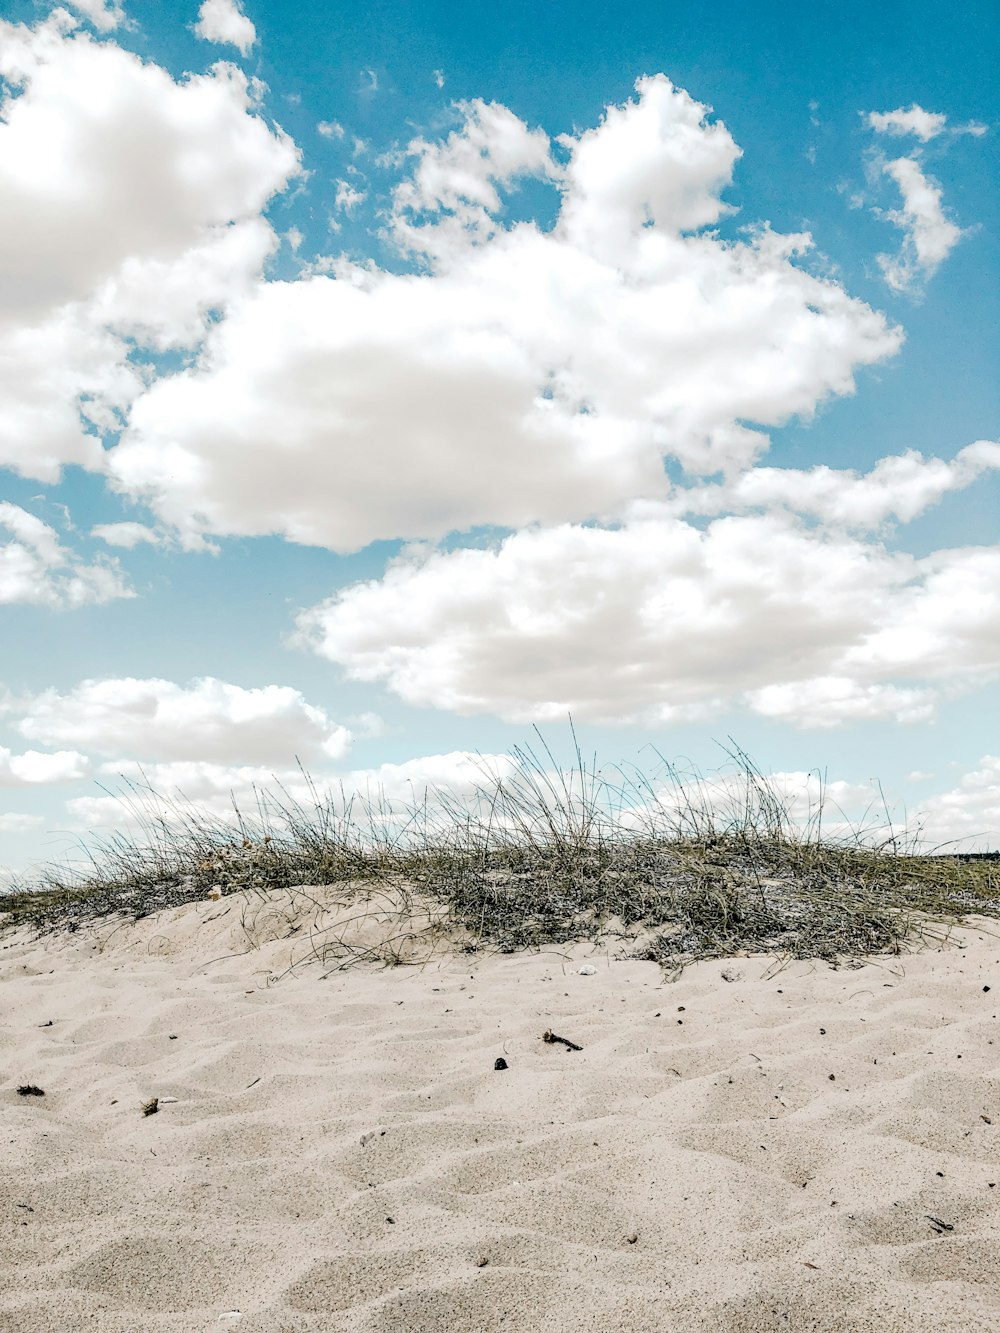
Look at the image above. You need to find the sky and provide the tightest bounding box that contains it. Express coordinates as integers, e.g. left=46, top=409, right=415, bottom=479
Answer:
left=0, top=0, right=998, bottom=882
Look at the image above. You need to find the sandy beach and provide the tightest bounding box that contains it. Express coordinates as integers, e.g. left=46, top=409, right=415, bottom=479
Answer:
left=2, top=888, right=999, bottom=1332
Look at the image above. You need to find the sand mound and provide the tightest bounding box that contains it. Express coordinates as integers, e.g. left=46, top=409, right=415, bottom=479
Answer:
left=2, top=890, right=999, bottom=1331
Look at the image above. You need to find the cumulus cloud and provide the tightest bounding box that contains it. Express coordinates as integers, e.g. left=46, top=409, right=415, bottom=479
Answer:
left=14, top=676, right=353, bottom=766
left=0, top=14, right=297, bottom=479
left=557, top=75, right=740, bottom=261
left=108, top=77, right=899, bottom=552
left=0, top=746, right=90, bottom=786
left=876, top=157, right=963, bottom=292
left=866, top=106, right=948, bottom=142
left=294, top=510, right=1000, bottom=729
left=194, top=0, right=257, bottom=56
left=0, top=502, right=133, bottom=607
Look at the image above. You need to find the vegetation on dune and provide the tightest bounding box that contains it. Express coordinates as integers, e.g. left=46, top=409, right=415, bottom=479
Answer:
left=1, top=733, right=997, bottom=975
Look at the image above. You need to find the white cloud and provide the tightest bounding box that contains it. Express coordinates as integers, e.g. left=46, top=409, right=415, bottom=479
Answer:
left=317, top=119, right=345, bottom=139
left=867, top=106, right=948, bottom=142
left=867, top=105, right=987, bottom=142
left=749, top=678, right=935, bottom=729
left=876, top=156, right=963, bottom=292
left=433, top=69, right=445, bottom=89
left=0, top=15, right=297, bottom=479
left=0, top=305, right=141, bottom=482
left=294, top=511, right=1000, bottom=729
left=0, top=746, right=90, bottom=786
left=663, top=440, right=1000, bottom=530
left=0, top=812, right=44, bottom=832
left=862, top=104, right=983, bottom=293
left=194, top=0, right=257, bottom=56
left=89, top=217, right=279, bottom=351
left=62, top=0, right=127, bottom=31
left=14, top=676, right=354, bottom=766
left=912, top=756, right=1000, bottom=853
left=108, top=78, right=899, bottom=552
left=334, top=180, right=366, bottom=214
left=0, top=502, right=133, bottom=607
left=557, top=75, right=740, bottom=261
left=391, top=97, right=557, bottom=262
left=90, top=521, right=163, bottom=548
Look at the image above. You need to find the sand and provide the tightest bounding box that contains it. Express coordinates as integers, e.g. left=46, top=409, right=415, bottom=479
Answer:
left=2, top=885, right=999, bottom=1332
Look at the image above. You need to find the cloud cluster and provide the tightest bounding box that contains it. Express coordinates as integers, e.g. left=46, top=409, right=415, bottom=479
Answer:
left=0, top=502, right=132, bottom=607
left=0, top=12, right=297, bottom=481
left=109, top=77, right=899, bottom=551
left=865, top=103, right=975, bottom=293
left=295, top=502, right=1000, bottom=729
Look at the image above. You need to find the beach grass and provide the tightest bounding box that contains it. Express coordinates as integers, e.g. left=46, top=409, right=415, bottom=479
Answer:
left=2, top=734, right=997, bottom=974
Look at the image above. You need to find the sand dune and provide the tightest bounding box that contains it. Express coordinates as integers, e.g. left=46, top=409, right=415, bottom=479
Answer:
left=2, top=888, right=999, bottom=1331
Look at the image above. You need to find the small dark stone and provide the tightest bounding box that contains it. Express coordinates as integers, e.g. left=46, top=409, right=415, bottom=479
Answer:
left=984, top=986, right=991, bottom=993
left=16, top=1085, right=45, bottom=1097
left=494, top=1058, right=508, bottom=1071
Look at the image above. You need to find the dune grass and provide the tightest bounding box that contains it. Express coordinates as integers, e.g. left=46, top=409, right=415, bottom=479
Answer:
left=1, top=734, right=997, bottom=975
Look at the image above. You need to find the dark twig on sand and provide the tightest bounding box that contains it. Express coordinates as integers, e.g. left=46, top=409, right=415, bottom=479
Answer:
left=543, top=1029, right=583, bottom=1051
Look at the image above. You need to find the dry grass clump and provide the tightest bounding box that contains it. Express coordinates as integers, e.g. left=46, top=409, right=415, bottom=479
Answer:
left=1, top=734, right=997, bottom=975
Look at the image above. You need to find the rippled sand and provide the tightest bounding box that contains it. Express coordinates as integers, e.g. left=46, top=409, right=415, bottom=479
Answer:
left=2, top=889, right=998, bottom=1331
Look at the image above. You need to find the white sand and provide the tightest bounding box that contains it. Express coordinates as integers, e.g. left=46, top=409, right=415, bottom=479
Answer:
left=2, top=887, right=999, bottom=1332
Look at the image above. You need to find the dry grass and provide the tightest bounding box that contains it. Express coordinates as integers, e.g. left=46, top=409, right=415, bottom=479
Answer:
left=2, top=734, right=997, bottom=975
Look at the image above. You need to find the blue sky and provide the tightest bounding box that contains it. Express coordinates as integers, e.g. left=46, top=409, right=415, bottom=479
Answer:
left=0, top=0, right=997, bottom=880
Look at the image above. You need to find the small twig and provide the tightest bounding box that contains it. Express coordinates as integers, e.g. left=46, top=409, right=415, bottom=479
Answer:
left=926, top=1214, right=954, bottom=1233
left=542, top=1029, right=583, bottom=1051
